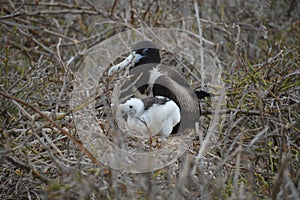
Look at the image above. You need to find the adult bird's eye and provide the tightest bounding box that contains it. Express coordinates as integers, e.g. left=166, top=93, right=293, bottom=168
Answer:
left=142, top=48, right=149, bottom=55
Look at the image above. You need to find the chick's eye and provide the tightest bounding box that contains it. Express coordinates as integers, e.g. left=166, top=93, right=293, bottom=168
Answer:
left=129, top=105, right=133, bottom=109
left=142, top=48, right=149, bottom=55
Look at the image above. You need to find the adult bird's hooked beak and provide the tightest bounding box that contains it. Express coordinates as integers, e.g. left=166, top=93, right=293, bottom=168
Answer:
left=108, top=52, right=144, bottom=76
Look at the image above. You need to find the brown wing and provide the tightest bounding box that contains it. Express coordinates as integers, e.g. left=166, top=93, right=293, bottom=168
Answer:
left=158, top=64, right=191, bottom=88
left=142, top=96, right=170, bottom=111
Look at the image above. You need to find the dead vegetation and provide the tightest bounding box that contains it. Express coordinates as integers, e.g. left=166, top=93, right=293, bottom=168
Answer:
left=0, top=0, right=299, bottom=199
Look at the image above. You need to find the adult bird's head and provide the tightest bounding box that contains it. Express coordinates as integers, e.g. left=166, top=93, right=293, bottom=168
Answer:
left=108, top=41, right=161, bottom=76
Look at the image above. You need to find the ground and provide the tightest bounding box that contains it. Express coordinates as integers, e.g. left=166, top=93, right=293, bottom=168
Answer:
left=0, top=1, right=299, bottom=199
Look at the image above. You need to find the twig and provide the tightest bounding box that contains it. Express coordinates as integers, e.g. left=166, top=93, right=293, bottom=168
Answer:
left=193, top=0, right=205, bottom=87
left=0, top=90, right=101, bottom=166
left=5, top=156, right=51, bottom=184
left=110, top=0, right=118, bottom=17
